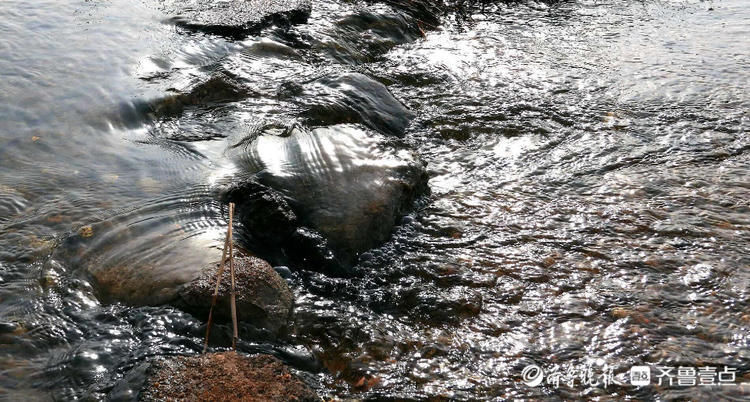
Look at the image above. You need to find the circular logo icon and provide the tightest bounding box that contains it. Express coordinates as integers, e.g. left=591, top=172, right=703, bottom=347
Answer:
left=522, top=364, right=544, bottom=387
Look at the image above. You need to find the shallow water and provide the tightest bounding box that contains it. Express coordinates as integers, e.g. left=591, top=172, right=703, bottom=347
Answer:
left=1, top=0, right=748, bottom=399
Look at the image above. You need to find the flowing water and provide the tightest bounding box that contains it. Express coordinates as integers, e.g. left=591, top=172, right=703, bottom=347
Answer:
left=1, top=0, right=748, bottom=399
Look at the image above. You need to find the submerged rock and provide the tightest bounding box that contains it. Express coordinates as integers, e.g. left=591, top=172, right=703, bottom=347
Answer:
left=177, top=255, right=294, bottom=334
left=161, top=0, right=312, bottom=38
left=147, top=73, right=254, bottom=119
left=281, top=72, right=414, bottom=137
left=321, top=9, right=425, bottom=64
left=48, top=221, right=293, bottom=334
left=268, top=1, right=435, bottom=64
left=114, top=352, right=320, bottom=401
left=223, top=124, right=428, bottom=275
left=112, top=73, right=254, bottom=130
left=371, top=0, right=442, bottom=28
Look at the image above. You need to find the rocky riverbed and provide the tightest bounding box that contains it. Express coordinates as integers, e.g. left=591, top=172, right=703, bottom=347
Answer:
left=1, top=0, right=749, bottom=399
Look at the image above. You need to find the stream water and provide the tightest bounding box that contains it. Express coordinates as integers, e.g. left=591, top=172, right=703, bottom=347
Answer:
left=0, top=0, right=748, bottom=399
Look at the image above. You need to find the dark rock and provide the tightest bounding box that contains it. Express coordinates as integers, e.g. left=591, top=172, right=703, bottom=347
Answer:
left=137, top=352, right=320, bottom=401
left=147, top=73, right=254, bottom=119
left=244, top=38, right=303, bottom=60
left=282, top=72, right=414, bottom=137
left=111, top=73, right=255, bottom=130
left=322, top=10, right=424, bottom=63
left=222, top=124, right=428, bottom=275
left=161, top=0, right=312, bottom=38
left=0, top=321, right=18, bottom=333
left=177, top=255, right=294, bottom=334
left=108, top=362, right=150, bottom=402
left=368, top=0, right=442, bottom=28
left=267, top=2, right=435, bottom=64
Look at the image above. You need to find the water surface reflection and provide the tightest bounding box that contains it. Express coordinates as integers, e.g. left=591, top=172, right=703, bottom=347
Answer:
left=0, top=0, right=748, bottom=399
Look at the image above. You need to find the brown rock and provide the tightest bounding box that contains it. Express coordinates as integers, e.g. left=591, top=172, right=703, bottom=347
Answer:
left=141, top=352, right=320, bottom=401
left=178, top=255, right=293, bottom=334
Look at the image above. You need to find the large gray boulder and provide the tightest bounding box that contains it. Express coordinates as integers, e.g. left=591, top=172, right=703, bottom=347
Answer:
left=222, top=124, right=428, bottom=275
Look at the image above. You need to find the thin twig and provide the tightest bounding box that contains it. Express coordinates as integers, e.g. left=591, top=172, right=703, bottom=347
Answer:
left=203, top=202, right=234, bottom=353
left=228, top=203, right=239, bottom=350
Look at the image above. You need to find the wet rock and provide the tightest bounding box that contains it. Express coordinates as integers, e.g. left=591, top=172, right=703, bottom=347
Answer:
left=161, top=0, right=312, bottom=38
left=147, top=73, right=254, bottom=119
left=267, top=0, right=437, bottom=64
left=121, top=352, right=320, bottom=401
left=112, top=73, right=255, bottom=130
left=318, top=10, right=425, bottom=64
left=88, top=259, right=200, bottom=307
left=223, top=124, right=428, bottom=275
left=46, top=214, right=218, bottom=307
left=281, top=72, right=414, bottom=137
left=177, top=255, right=294, bottom=334
left=245, top=38, right=303, bottom=60
left=108, top=362, right=150, bottom=402
left=393, top=285, right=483, bottom=324
left=371, top=0, right=442, bottom=29
left=49, top=220, right=293, bottom=334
